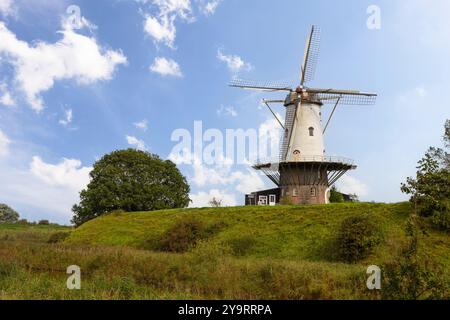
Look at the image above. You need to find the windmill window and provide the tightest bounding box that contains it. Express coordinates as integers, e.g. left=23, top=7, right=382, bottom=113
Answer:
left=311, top=187, right=317, bottom=197
left=293, top=188, right=299, bottom=197
left=309, top=127, right=315, bottom=136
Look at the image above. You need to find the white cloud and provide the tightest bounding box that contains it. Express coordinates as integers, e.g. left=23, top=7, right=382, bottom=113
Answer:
left=144, top=15, right=177, bottom=48
left=30, top=156, right=92, bottom=192
left=171, top=148, right=266, bottom=192
left=150, top=57, right=183, bottom=77
left=134, top=119, right=149, bottom=131
left=0, top=83, right=15, bottom=106
left=126, top=135, right=147, bottom=151
left=197, top=0, right=222, bottom=16
left=142, top=0, right=193, bottom=48
left=256, top=114, right=283, bottom=162
left=0, top=19, right=127, bottom=112
left=59, top=108, right=73, bottom=127
left=0, top=129, right=10, bottom=157
left=190, top=188, right=237, bottom=207
left=217, top=48, right=252, bottom=74
left=217, top=105, right=237, bottom=117
left=336, top=175, right=369, bottom=198
left=231, top=169, right=266, bottom=194
left=0, top=0, right=13, bottom=16
left=0, top=154, right=92, bottom=223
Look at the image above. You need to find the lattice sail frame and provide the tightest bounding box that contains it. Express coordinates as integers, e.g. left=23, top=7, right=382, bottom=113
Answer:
left=229, top=79, right=292, bottom=92
left=301, top=25, right=321, bottom=85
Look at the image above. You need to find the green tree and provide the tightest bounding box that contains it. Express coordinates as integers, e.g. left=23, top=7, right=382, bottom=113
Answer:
left=401, top=120, right=450, bottom=231
left=72, top=149, right=190, bottom=226
left=0, top=204, right=20, bottom=224
left=329, top=185, right=344, bottom=203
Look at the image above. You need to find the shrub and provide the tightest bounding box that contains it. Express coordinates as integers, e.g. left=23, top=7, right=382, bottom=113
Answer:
left=157, top=218, right=207, bottom=253
left=17, top=219, right=29, bottom=225
left=38, top=220, right=50, bottom=225
left=47, top=232, right=70, bottom=244
left=329, top=186, right=344, bottom=203
left=335, top=214, right=381, bottom=263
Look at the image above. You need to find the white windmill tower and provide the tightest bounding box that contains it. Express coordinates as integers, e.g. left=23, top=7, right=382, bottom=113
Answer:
left=231, top=26, right=377, bottom=205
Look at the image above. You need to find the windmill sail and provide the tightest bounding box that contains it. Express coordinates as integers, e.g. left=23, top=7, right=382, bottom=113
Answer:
left=306, top=89, right=377, bottom=105
left=229, top=79, right=292, bottom=92
left=300, top=25, right=321, bottom=85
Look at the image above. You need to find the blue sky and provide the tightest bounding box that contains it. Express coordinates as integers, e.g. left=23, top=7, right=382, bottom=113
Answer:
left=0, top=0, right=448, bottom=224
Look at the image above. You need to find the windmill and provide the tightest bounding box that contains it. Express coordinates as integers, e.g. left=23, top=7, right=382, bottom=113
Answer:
left=231, top=26, right=377, bottom=205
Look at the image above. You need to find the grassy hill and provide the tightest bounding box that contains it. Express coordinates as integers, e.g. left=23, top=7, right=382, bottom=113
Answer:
left=1, top=202, right=449, bottom=299
left=67, top=202, right=448, bottom=264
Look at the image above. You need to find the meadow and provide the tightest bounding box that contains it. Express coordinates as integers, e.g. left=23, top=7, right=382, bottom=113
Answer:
left=0, top=202, right=448, bottom=300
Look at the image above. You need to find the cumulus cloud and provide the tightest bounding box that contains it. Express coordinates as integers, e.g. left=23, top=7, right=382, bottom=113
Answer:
left=30, top=156, right=92, bottom=192
left=256, top=114, right=283, bottom=162
left=170, top=148, right=266, bottom=192
left=0, top=19, right=127, bottom=112
left=336, top=175, right=369, bottom=198
left=217, top=48, right=252, bottom=74
left=190, top=188, right=237, bottom=207
left=126, top=135, right=147, bottom=151
left=0, top=154, right=92, bottom=223
left=0, top=129, right=10, bottom=157
left=134, top=119, right=149, bottom=131
left=150, top=57, right=183, bottom=77
left=0, top=83, right=15, bottom=107
left=59, top=108, right=73, bottom=127
left=0, top=0, right=13, bottom=16
left=142, top=0, right=193, bottom=49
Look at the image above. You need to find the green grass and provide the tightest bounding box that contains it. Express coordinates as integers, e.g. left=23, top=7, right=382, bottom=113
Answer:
left=1, top=202, right=449, bottom=300
left=67, top=202, right=448, bottom=264
left=0, top=223, right=71, bottom=243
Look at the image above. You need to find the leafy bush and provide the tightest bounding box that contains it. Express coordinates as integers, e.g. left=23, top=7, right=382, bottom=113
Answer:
left=329, top=186, right=344, bottom=203
left=0, top=204, right=20, bottom=224
left=157, top=218, right=207, bottom=253
left=17, top=219, right=29, bottom=225
left=335, top=214, right=381, bottom=263
left=47, top=231, right=70, bottom=244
